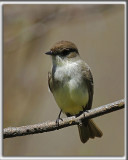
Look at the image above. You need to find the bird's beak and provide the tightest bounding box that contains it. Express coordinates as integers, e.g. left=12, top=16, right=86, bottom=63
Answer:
left=45, top=51, right=52, bottom=55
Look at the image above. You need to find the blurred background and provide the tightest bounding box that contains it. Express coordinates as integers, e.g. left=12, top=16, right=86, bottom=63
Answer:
left=3, top=4, right=124, bottom=157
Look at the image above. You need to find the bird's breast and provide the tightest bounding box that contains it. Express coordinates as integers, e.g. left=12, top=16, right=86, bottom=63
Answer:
left=52, top=62, right=89, bottom=115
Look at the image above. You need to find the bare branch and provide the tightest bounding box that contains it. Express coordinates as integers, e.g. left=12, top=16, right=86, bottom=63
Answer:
left=3, top=99, right=124, bottom=139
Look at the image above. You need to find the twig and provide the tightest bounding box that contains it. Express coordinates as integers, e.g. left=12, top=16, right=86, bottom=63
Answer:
left=3, top=99, right=124, bottom=139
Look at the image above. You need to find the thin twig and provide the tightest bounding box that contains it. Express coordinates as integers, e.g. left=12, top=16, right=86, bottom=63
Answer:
left=3, top=99, right=124, bottom=139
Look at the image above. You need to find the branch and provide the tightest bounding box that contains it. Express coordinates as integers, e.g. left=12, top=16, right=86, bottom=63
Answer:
left=3, top=99, right=124, bottom=139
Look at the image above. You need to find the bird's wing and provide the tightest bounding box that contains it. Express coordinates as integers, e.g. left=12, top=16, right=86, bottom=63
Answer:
left=81, top=62, right=94, bottom=110
left=48, top=71, right=53, bottom=93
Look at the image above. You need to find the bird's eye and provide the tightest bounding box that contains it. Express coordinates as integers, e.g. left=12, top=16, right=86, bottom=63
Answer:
left=60, top=48, right=78, bottom=57
left=61, top=49, right=70, bottom=56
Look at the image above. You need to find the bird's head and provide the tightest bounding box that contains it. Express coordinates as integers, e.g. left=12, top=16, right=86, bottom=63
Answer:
left=45, top=41, right=80, bottom=66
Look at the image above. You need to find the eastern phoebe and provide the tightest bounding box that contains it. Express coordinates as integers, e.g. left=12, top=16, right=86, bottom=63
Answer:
left=45, top=40, right=103, bottom=143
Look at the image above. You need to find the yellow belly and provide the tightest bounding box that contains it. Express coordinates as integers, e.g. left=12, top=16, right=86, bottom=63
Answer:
left=53, top=82, right=89, bottom=115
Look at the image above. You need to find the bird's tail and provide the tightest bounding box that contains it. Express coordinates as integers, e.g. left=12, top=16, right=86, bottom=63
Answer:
left=78, top=119, right=103, bottom=143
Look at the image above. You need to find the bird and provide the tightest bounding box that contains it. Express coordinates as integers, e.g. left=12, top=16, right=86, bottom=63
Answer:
left=45, top=40, right=103, bottom=143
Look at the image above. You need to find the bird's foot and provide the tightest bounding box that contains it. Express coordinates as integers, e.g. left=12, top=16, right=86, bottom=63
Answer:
left=56, top=117, right=63, bottom=128
left=82, top=107, right=86, bottom=118
left=56, top=109, right=63, bottom=128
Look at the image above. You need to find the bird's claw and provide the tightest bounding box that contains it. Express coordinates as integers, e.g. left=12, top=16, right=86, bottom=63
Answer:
left=56, top=118, right=63, bottom=128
